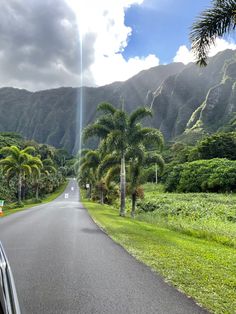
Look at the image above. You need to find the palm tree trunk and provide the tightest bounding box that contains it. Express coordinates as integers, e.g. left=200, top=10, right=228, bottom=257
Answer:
left=131, top=192, right=136, bottom=218
left=155, top=163, right=158, bottom=184
left=89, top=184, right=92, bottom=199
left=36, top=182, right=39, bottom=200
left=120, top=155, right=126, bottom=216
left=100, top=188, right=104, bottom=204
left=18, top=173, right=22, bottom=203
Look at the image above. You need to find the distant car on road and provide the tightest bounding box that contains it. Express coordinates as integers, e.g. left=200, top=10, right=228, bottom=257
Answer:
left=0, top=242, right=21, bottom=314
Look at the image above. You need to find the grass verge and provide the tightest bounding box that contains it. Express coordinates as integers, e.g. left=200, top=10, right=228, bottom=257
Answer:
left=1, top=180, right=68, bottom=218
left=83, top=200, right=236, bottom=314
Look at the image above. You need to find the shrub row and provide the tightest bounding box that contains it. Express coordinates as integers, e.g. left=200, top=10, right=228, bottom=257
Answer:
left=165, top=158, right=236, bottom=192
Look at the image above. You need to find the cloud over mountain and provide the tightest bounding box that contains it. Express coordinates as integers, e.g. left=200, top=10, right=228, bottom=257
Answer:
left=0, top=0, right=160, bottom=90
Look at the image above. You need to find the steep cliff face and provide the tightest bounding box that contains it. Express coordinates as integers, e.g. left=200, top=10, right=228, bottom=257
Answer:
left=0, top=50, right=236, bottom=153
left=0, top=62, right=183, bottom=153
left=151, top=50, right=236, bottom=140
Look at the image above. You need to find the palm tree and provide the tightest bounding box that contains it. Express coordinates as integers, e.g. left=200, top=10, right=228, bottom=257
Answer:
left=29, top=155, right=43, bottom=200
left=190, top=0, right=236, bottom=66
left=100, top=146, right=164, bottom=217
left=78, top=149, right=106, bottom=203
left=84, top=103, right=164, bottom=216
left=0, top=146, right=38, bottom=203
left=127, top=149, right=164, bottom=217
left=31, top=158, right=56, bottom=200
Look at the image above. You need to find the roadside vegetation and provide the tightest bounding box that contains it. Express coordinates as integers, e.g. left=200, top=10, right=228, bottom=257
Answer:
left=0, top=132, right=75, bottom=215
left=2, top=180, right=68, bottom=217
left=77, top=102, right=236, bottom=314
left=137, top=184, right=236, bottom=248
left=84, top=200, right=236, bottom=314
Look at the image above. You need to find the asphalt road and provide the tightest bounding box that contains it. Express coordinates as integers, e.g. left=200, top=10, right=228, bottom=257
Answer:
left=0, top=179, right=208, bottom=314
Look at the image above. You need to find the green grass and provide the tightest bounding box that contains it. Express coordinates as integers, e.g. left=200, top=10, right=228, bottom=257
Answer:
left=0, top=180, right=68, bottom=218
left=136, top=183, right=236, bottom=248
left=84, top=200, right=236, bottom=314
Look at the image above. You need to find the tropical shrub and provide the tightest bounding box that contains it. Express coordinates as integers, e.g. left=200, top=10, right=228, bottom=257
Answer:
left=165, top=158, right=236, bottom=192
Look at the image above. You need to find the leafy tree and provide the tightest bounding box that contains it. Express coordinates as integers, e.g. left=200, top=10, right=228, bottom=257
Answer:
left=0, top=146, right=41, bottom=203
left=190, top=0, right=236, bottom=66
left=189, top=132, right=236, bottom=161
left=83, top=103, right=163, bottom=216
left=165, top=158, right=236, bottom=192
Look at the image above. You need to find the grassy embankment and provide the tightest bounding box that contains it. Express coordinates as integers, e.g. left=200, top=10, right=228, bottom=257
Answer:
left=82, top=185, right=236, bottom=314
left=1, top=180, right=68, bottom=217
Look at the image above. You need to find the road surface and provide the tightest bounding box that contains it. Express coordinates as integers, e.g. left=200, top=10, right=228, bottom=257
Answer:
left=0, top=179, right=208, bottom=314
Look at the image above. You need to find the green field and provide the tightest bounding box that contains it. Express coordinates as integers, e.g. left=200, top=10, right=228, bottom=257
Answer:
left=136, top=183, right=236, bottom=248
left=83, top=185, right=236, bottom=314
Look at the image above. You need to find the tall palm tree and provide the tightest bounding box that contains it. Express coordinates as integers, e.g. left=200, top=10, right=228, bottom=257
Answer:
left=78, top=149, right=106, bottom=203
left=127, top=150, right=164, bottom=217
left=84, top=103, right=164, bottom=216
left=100, top=146, right=164, bottom=217
left=0, top=146, right=38, bottom=203
left=190, top=0, right=236, bottom=66
left=31, top=158, right=56, bottom=200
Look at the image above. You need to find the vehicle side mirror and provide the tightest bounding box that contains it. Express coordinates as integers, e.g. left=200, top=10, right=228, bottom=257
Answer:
left=0, top=242, right=21, bottom=314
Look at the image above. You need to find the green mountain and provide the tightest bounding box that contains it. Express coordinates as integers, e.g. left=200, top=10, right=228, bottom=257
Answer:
left=0, top=50, right=235, bottom=153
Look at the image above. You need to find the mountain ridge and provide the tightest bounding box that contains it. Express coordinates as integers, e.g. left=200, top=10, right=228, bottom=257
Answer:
left=0, top=50, right=235, bottom=153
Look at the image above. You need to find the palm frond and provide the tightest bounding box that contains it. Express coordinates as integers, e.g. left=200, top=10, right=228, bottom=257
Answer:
left=22, top=164, right=32, bottom=176
left=0, top=146, right=20, bottom=159
left=0, top=157, right=15, bottom=167
left=141, top=128, right=164, bottom=150
left=113, top=110, right=128, bottom=131
left=126, top=145, right=145, bottom=164
left=23, top=146, right=36, bottom=155
left=129, top=107, right=152, bottom=127
left=190, top=0, right=236, bottom=66
left=29, top=156, right=43, bottom=168
left=83, top=123, right=110, bottom=141
left=97, top=102, right=116, bottom=114
left=106, top=130, right=124, bottom=151
left=98, top=154, right=120, bottom=178
left=86, top=150, right=100, bottom=165
left=105, top=165, right=120, bottom=186
left=145, top=154, right=165, bottom=174
left=31, top=165, right=41, bottom=177
left=96, top=115, right=115, bottom=131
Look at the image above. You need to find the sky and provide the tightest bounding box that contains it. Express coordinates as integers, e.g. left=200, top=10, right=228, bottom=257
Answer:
left=0, top=0, right=236, bottom=91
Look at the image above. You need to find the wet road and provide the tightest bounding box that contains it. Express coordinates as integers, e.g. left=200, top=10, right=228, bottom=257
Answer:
left=0, top=179, right=208, bottom=313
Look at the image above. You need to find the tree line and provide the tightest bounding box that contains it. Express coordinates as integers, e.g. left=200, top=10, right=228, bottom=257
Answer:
left=0, top=133, right=74, bottom=206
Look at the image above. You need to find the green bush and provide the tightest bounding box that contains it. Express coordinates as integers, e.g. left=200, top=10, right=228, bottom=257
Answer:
left=188, top=132, right=236, bottom=161
left=165, top=158, right=236, bottom=192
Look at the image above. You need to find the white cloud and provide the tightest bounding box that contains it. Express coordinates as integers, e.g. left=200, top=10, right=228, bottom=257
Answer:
left=0, top=0, right=160, bottom=90
left=173, top=38, right=236, bottom=65
left=173, top=45, right=194, bottom=65
left=66, top=0, right=160, bottom=86
left=91, top=54, right=160, bottom=86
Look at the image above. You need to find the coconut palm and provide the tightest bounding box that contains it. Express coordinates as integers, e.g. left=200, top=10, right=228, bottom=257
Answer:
left=190, top=0, right=236, bottom=66
left=0, top=146, right=38, bottom=203
left=84, top=103, right=164, bottom=216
